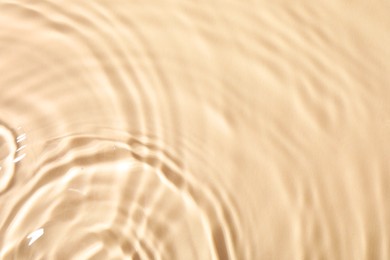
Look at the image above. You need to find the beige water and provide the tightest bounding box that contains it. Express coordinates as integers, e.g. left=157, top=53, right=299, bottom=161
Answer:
left=1, top=0, right=390, bottom=259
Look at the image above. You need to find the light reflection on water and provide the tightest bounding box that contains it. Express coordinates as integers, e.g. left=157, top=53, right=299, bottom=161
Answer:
left=1, top=0, right=390, bottom=259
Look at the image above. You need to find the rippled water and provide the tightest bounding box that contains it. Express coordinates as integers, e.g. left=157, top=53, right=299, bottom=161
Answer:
left=1, top=0, right=390, bottom=259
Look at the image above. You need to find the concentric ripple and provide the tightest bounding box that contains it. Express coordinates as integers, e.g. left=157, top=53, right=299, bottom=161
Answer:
left=0, top=130, right=243, bottom=259
left=0, top=122, right=17, bottom=193
left=1, top=0, right=390, bottom=259
left=0, top=122, right=27, bottom=194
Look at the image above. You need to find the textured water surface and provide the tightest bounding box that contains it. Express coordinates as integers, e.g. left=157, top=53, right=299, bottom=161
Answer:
left=1, top=0, right=390, bottom=259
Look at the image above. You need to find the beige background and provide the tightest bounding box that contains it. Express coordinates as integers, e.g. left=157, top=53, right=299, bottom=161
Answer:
left=1, top=0, right=390, bottom=259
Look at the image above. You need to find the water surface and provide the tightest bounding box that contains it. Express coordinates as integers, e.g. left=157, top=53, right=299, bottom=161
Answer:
left=1, top=0, right=390, bottom=259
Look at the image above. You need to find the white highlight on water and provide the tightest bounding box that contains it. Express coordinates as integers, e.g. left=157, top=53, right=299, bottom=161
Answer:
left=27, top=228, right=44, bottom=246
